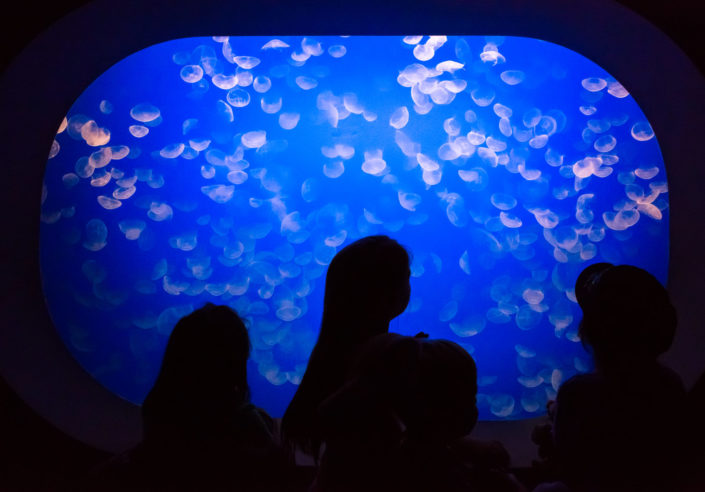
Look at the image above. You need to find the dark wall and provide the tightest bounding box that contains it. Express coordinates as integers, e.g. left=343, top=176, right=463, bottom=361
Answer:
left=3, top=1, right=705, bottom=75
left=0, top=376, right=109, bottom=490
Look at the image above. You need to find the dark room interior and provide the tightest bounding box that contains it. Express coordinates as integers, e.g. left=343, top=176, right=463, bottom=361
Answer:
left=1, top=1, right=704, bottom=490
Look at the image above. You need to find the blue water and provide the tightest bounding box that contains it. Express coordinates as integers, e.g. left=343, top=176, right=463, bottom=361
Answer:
left=39, top=36, right=668, bottom=420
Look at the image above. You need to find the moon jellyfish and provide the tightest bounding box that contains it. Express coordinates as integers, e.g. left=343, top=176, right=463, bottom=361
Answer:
left=62, top=173, right=80, bottom=188
left=129, top=125, right=149, bottom=138
left=80, top=121, right=111, bottom=147
left=201, top=184, right=235, bottom=203
left=328, top=45, right=347, bottom=58
left=82, top=218, right=108, bottom=251
left=97, top=196, right=122, bottom=210
left=471, top=87, right=496, bottom=107
left=260, top=96, right=283, bottom=114
left=389, top=106, right=410, bottom=129
left=211, top=74, right=238, bottom=90
left=118, top=220, right=146, bottom=240
left=323, top=160, right=345, bottom=179
left=159, top=143, right=185, bottom=159
left=129, top=103, right=160, bottom=123
left=41, top=35, right=668, bottom=421
left=234, top=56, right=261, bottom=69
left=489, top=394, right=516, bottom=417
left=180, top=65, right=204, bottom=83
left=581, top=77, right=607, bottom=92
left=227, top=89, right=251, bottom=108
left=253, top=75, right=272, bottom=93
left=279, top=113, right=300, bottom=130
left=631, top=121, right=655, bottom=141
left=500, top=70, right=525, bottom=86
left=607, top=80, right=629, bottom=98
left=593, top=135, right=616, bottom=153
left=241, top=130, right=266, bottom=148
left=361, top=149, right=387, bottom=175
left=99, top=100, right=113, bottom=114
left=635, top=165, right=659, bottom=180
left=295, top=76, right=318, bottom=90
left=147, top=202, right=173, bottom=222
left=262, top=39, right=289, bottom=50
left=480, top=45, right=506, bottom=65
left=491, top=193, right=517, bottom=211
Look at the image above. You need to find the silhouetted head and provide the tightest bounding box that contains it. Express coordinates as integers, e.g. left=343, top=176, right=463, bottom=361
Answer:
left=392, top=336, right=478, bottom=444
left=156, top=303, right=250, bottom=398
left=142, top=303, right=251, bottom=440
left=321, top=235, right=411, bottom=342
left=322, top=333, right=478, bottom=446
left=575, top=264, right=676, bottom=367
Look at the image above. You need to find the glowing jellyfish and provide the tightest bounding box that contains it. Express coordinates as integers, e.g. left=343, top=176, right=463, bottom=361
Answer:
left=129, top=125, right=149, bottom=138
left=227, top=89, right=251, bottom=107
left=80, top=121, right=111, bottom=146
left=159, top=143, right=185, bottom=159
left=241, top=130, right=266, bottom=148
left=328, top=45, right=347, bottom=58
left=279, top=113, right=300, bottom=130
left=82, top=219, right=108, bottom=251
left=635, top=165, right=659, bottom=180
left=261, top=96, right=283, bottom=114
left=500, top=70, right=525, bottom=85
left=323, top=161, right=345, bottom=179
left=361, top=150, right=387, bottom=175
left=413, top=43, right=435, bottom=62
left=96, top=193, right=121, bottom=209
left=234, top=56, right=261, bottom=69
left=417, top=153, right=439, bottom=171
left=631, top=121, right=655, bottom=141
left=211, top=74, right=237, bottom=90
left=113, top=186, right=136, bottom=200
left=389, top=106, right=410, bottom=129
left=118, top=220, right=146, bottom=240
left=253, top=75, right=272, bottom=93
left=147, top=202, right=173, bottom=222
left=607, top=80, right=629, bottom=98
left=262, top=39, right=289, bottom=50
left=224, top=170, right=246, bottom=184
left=491, top=193, right=517, bottom=210
left=130, top=103, right=160, bottom=123
left=295, top=76, right=318, bottom=90
left=180, top=65, right=204, bottom=83
left=581, top=77, right=607, bottom=92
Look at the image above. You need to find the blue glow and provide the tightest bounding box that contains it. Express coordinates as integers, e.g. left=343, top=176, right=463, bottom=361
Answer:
left=40, top=36, right=668, bottom=420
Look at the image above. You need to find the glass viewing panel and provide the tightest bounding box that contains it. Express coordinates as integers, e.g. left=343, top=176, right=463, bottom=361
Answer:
left=40, top=36, right=669, bottom=419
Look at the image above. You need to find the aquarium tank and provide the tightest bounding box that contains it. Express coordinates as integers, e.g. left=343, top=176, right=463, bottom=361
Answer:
left=39, top=35, right=668, bottom=420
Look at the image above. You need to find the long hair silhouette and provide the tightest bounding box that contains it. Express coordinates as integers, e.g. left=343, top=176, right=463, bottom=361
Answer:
left=281, top=235, right=410, bottom=457
left=142, top=303, right=251, bottom=444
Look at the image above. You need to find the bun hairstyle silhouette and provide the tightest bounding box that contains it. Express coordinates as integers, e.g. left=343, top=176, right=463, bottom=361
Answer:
left=282, top=235, right=411, bottom=457
left=575, top=263, right=676, bottom=366
left=313, top=333, right=479, bottom=492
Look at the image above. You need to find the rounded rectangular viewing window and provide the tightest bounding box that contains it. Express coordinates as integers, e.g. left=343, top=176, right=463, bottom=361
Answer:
left=40, top=35, right=669, bottom=420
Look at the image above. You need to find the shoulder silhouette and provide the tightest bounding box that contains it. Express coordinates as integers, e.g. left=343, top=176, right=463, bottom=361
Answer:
left=548, top=264, right=685, bottom=492
left=86, top=303, right=289, bottom=491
